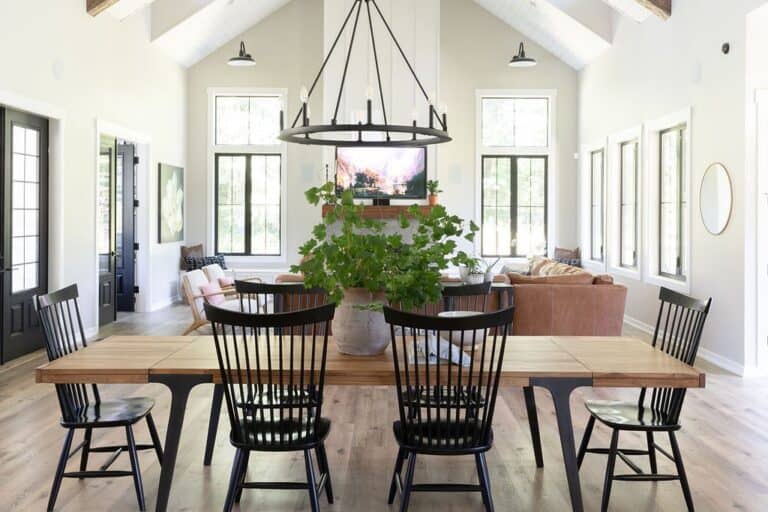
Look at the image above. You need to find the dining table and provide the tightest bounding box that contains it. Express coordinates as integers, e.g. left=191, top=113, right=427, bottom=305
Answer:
left=35, top=334, right=705, bottom=512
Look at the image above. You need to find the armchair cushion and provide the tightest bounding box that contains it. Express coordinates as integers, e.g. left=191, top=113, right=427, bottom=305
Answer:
left=200, top=281, right=225, bottom=306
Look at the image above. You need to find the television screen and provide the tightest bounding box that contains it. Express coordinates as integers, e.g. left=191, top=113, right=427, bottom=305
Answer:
left=335, top=147, right=427, bottom=199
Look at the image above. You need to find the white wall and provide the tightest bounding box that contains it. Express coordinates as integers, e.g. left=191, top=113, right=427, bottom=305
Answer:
left=0, top=0, right=187, bottom=331
left=186, top=0, right=324, bottom=268
left=441, top=0, right=580, bottom=252
left=579, top=0, right=767, bottom=374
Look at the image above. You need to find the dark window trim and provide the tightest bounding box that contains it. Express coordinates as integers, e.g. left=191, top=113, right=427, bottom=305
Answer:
left=480, top=154, right=548, bottom=258
left=619, top=139, right=639, bottom=269
left=214, top=153, right=282, bottom=257
left=590, top=149, right=605, bottom=262
left=658, top=124, right=686, bottom=281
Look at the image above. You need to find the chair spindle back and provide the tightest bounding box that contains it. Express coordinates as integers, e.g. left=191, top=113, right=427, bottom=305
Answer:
left=204, top=302, right=335, bottom=447
left=441, top=281, right=492, bottom=313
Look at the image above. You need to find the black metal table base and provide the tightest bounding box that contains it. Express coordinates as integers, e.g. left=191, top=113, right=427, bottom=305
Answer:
left=531, top=377, right=593, bottom=512
left=204, top=384, right=224, bottom=466
left=150, top=374, right=212, bottom=512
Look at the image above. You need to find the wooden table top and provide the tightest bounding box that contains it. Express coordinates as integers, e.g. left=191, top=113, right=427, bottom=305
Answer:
left=35, top=335, right=705, bottom=389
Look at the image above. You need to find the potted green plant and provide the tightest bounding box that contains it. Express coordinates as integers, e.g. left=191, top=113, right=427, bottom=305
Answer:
left=292, top=182, right=477, bottom=355
left=426, top=179, right=442, bottom=206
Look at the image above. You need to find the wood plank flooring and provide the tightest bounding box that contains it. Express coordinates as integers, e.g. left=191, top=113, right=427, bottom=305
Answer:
left=1, top=305, right=767, bottom=511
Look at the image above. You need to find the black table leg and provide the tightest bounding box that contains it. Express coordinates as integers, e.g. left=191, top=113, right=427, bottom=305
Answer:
left=204, top=384, right=224, bottom=466
left=531, top=377, right=592, bottom=512
left=150, top=374, right=212, bottom=512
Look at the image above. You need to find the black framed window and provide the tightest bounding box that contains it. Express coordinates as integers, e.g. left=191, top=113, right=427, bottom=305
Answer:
left=619, top=140, right=639, bottom=268
left=481, top=155, right=547, bottom=257
left=215, top=154, right=281, bottom=256
left=659, top=125, right=687, bottom=279
left=590, top=149, right=604, bottom=262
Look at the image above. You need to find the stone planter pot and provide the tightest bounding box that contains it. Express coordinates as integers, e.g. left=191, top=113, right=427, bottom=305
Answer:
left=333, top=288, right=389, bottom=355
left=428, top=194, right=438, bottom=206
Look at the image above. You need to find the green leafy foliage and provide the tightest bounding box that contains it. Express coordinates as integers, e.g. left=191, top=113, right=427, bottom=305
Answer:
left=291, top=182, right=477, bottom=311
left=426, top=179, right=443, bottom=195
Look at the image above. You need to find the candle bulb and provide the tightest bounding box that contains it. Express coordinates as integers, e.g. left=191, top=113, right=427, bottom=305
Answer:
left=366, top=84, right=374, bottom=101
left=300, top=86, right=309, bottom=104
left=410, top=107, right=419, bottom=122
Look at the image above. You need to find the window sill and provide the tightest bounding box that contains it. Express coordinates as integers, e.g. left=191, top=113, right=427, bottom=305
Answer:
left=223, top=255, right=289, bottom=268
left=644, top=272, right=690, bottom=294
left=582, top=259, right=606, bottom=274
left=608, top=265, right=641, bottom=282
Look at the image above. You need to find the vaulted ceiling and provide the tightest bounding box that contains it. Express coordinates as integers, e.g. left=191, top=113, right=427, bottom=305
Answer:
left=87, top=0, right=671, bottom=69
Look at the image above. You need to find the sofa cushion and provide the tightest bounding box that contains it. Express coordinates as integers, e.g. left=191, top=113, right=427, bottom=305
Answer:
left=508, top=272, right=594, bottom=285
left=593, top=274, right=615, bottom=285
left=275, top=273, right=305, bottom=284
left=538, top=259, right=586, bottom=276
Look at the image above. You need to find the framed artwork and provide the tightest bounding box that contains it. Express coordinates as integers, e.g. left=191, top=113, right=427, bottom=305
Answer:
left=158, top=163, right=184, bottom=243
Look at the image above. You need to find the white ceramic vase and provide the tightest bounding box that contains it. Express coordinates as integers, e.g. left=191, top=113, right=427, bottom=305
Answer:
left=333, top=288, right=389, bottom=355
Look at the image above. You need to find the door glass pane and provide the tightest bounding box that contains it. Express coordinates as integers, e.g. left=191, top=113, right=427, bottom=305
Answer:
left=481, top=157, right=513, bottom=256
left=216, top=155, right=246, bottom=253
left=517, top=157, right=547, bottom=257
left=116, top=151, right=123, bottom=269
left=97, top=153, right=111, bottom=256
left=11, top=125, right=41, bottom=292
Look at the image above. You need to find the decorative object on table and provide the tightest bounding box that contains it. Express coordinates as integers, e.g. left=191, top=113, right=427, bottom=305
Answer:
left=484, top=257, right=501, bottom=282
left=158, top=163, right=184, bottom=243
left=278, top=0, right=449, bottom=148
left=426, top=179, right=442, bottom=206
left=700, top=162, right=732, bottom=235
left=509, top=41, right=537, bottom=67
left=292, top=182, right=477, bottom=355
left=227, top=40, right=256, bottom=67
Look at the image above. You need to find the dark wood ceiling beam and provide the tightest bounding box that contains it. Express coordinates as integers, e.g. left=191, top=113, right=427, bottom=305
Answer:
left=87, top=0, right=120, bottom=17
left=636, top=0, right=671, bottom=20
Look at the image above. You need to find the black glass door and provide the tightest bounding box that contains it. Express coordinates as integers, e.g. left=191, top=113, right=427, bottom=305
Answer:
left=115, top=143, right=136, bottom=312
left=0, top=107, right=48, bottom=363
left=98, top=136, right=116, bottom=325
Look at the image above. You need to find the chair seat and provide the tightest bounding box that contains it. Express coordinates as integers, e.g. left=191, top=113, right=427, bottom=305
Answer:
left=586, top=400, right=680, bottom=431
left=61, top=397, right=155, bottom=428
left=231, top=417, right=331, bottom=451
left=393, top=420, right=493, bottom=454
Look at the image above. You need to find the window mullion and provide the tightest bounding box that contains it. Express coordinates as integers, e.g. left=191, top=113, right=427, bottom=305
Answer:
left=244, top=155, right=252, bottom=255
left=677, top=129, right=684, bottom=277
left=511, top=156, right=518, bottom=257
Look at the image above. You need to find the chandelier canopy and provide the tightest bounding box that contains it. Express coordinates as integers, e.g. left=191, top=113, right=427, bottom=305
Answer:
left=278, top=0, right=450, bottom=148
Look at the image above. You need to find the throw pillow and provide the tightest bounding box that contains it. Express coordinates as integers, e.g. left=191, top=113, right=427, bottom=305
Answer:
left=218, top=277, right=234, bottom=288
left=200, top=281, right=225, bottom=306
left=185, top=255, right=229, bottom=271
left=180, top=244, right=204, bottom=270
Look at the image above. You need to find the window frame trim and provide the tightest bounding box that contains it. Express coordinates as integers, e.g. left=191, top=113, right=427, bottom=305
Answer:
left=658, top=124, right=687, bottom=281
left=643, top=107, right=692, bottom=294
left=206, top=87, right=288, bottom=263
left=474, top=89, right=557, bottom=264
left=213, top=153, right=282, bottom=257
left=589, top=148, right=605, bottom=263
left=479, top=154, right=549, bottom=258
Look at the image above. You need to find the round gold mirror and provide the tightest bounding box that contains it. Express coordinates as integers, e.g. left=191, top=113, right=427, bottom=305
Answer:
left=700, top=163, right=732, bottom=235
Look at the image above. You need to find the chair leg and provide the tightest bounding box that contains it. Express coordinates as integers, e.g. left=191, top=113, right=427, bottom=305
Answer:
left=146, top=413, right=164, bottom=465
left=304, top=449, right=321, bottom=512
left=316, top=443, right=334, bottom=504
left=523, top=386, right=544, bottom=468
left=388, top=448, right=407, bottom=504
left=669, top=432, right=695, bottom=512
left=47, top=428, right=75, bottom=512
left=78, top=428, right=92, bottom=478
left=223, top=448, right=245, bottom=512
left=601, top=429, right=620, bottom=512
left=125, top=425, right=146, bottom=511
left=234, top=450, right=250, bottom=503
left=398, top=452, right=417, bottom=512
left=475, top=453, right=495, bottom=512
left=577, top=416, right=596, bottom=469
left=646, top=431, right=658, bottom=474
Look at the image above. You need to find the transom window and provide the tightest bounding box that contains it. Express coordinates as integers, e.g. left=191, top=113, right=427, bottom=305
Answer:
left=659, top=125, right=688, bottom=279
left=478, top=93, right=552, bottom=259
left=212, top=91, right=284, bottom=257
left=619, top=140, right=638, bottom=268
left=590, top=149, right=605, bottom=262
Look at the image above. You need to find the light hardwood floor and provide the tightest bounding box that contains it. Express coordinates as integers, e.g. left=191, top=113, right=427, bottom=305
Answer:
left=2, top=305, right=767, bottom=511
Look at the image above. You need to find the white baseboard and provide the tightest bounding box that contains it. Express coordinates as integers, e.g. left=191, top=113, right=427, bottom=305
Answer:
left=624, top=315, right=745, bottom=377
left=149, top=295, right=180, bottom=312
left=85, top=326, right=99, bottom=339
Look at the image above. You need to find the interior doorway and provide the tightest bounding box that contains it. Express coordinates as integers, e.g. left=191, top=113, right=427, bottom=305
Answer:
left=97, top=135, right=138, bottom=326
left=0, top=107, right=49, bottom=363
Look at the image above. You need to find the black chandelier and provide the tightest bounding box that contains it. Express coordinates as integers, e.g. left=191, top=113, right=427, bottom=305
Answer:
left=278, top=0, right=450, bottom=147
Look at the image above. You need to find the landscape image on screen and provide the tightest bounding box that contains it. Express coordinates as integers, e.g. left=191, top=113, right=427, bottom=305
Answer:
left=335, top=147, right=427, bottom=199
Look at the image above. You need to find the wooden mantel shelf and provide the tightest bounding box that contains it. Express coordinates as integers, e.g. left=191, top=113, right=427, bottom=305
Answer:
left=321, top=204, right=434, bottom=219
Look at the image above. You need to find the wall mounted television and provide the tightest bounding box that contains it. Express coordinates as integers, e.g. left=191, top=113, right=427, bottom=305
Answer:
left=335, top=146, right=427, bottom=199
